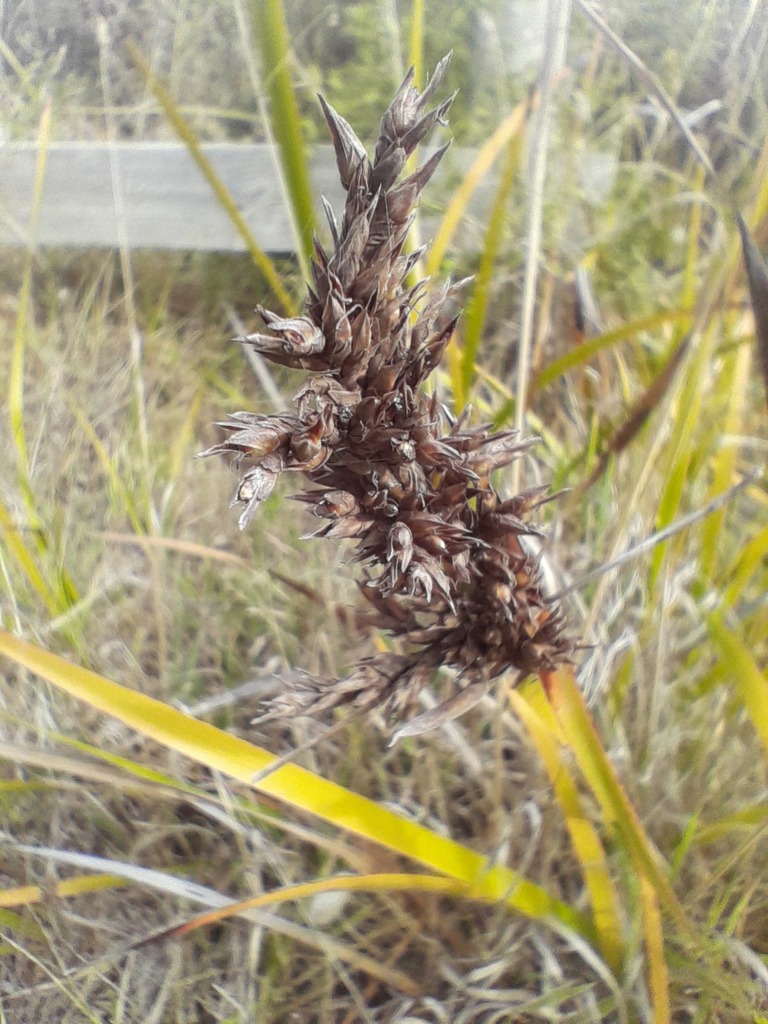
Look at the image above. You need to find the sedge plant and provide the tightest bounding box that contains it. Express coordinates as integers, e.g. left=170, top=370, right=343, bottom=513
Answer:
left=1, top=4, right=767, bottom=1021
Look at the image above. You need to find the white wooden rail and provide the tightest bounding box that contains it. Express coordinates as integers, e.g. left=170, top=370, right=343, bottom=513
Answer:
left=0, top=142, right=489, bottom=253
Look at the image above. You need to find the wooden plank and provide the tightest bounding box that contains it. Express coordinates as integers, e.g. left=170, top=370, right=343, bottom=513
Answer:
left=0, top=142, right=490, bottom=254
left=0, top=142, right=346, bottom=253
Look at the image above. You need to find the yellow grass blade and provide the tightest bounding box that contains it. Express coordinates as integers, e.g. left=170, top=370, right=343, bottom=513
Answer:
left=648, top=168, right=709, bottom=590
left=54, top=733, right=387, bottom=860
left=424, top=99, right=530, bottom=277
left=11, top=843, right=420, bottom=994
left=706, top=612, right=768, bottom=755
left=153, top=872, right=510, bottom=942
left=97, top=532, right=251, bottom=570
left=699, top=340, right=751, bottom=579
left=0, top=628, right=590, bottom=940
left=681, top=167, right=704, bottom=310
left=0, top=500, right=62, bottom=616
left=722, top=522, right=768, bottom=606
left=0, top=779, right=52, bottom=794
left=68, top=401, right=145, bottom=535
left=407, top=0, right=425, bottom=86
left=127, top=41, right=295, bottom=313
left=541, top=666, right=692, bottom=936
left=639, top=874, right=671, bottom=1024
left=0, top=908, right=43, bottom=943
left=510, top=687, right=624, bottom=971
left=453, top=128, right=525, bottom=410
left=0, top=874, right=126, bottom=909
left=166, top=389, right=203, bottom=491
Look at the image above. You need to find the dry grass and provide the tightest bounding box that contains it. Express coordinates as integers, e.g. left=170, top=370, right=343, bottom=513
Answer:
left=1, top=2, right=767, bottom=1022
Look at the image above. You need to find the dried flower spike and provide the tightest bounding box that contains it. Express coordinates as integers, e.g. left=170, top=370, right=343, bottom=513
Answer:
left=200, top=56, right=572, bottom=727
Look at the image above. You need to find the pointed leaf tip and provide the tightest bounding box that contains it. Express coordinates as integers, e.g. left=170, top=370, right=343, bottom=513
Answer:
left=736, top=213, right=768, bottom=410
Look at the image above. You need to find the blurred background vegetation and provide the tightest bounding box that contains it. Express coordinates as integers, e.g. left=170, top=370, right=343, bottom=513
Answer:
left=0, top=1, right=766, bottom=1021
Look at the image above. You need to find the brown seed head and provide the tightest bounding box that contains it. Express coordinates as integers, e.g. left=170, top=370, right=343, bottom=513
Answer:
left=201, top=55, right=573, bottom=728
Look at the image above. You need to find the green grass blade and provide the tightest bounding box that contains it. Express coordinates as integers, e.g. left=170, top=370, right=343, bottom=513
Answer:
left=7, top=100, right=78, bottom=612
left=0, top=37, right=36, bottom=100
left=127, top=40, right=295, bottom=314
left=10, top=102, right=51, bottom=471
left=648, top=177, right=705, bottom=589
left=252, top=0, right=316, bottom=272
left=62, top=736, right=198, bottom=792
left=534, top=309, right=693, bottom=393
left=0, top=627, right=591, bottom=941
